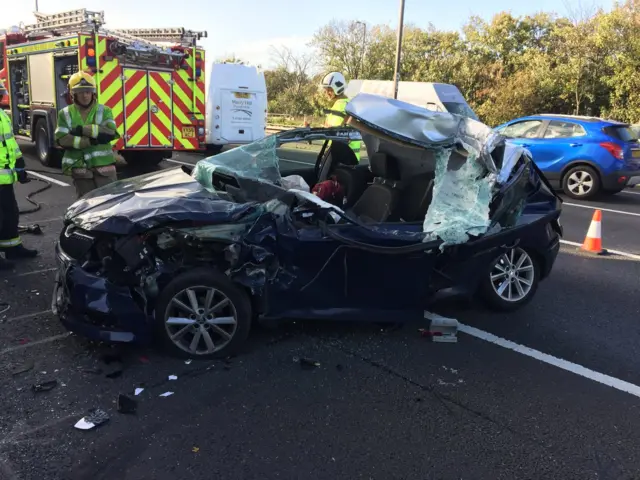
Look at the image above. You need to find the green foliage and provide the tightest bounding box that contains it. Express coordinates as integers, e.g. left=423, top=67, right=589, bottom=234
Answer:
left=265, top=2, right=640, bottom=126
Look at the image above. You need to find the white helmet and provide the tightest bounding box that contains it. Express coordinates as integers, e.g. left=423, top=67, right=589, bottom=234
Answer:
left=320, top=71, right=346, bottom=96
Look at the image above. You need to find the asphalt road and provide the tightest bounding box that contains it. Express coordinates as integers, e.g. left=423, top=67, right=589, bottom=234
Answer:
left=2, top=142, right=640, bottom=480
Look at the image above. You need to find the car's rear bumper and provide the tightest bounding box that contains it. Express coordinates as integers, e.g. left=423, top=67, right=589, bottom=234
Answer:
left=52, top=242, right=152, bottom=345
left=602, top=169, right=640, bottom=190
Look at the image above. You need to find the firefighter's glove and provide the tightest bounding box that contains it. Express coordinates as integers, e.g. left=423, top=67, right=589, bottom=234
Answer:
left=82, top=125, right=101, bottom=138
left=16, top=168, right=29, bottom=184
left=77, top=137, right=92, bottom=149
left=96, top=132, right=116, bottom=144
left=72, top=126, right=84, bottom=136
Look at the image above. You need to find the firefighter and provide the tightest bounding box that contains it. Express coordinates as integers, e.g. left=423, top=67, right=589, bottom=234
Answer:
left=320, top=71, right=361, bottom=162
left=0, top=80, right=38, bottom=270
left=55, top=71, right=120, bottom=198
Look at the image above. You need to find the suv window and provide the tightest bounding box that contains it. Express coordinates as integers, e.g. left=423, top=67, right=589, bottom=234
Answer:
left=500, top=120, right=543, bottom=139
left=543, top=120, right=586, bottom=139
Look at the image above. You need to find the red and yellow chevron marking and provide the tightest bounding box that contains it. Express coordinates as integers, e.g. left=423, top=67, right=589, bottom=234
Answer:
left=95, top=35, right=125, bottom=150
left=172, top=68, right=198, bottom=150
left=123, top=69, right=150, bottom=146
left=148, top=71, right=173, bottom=147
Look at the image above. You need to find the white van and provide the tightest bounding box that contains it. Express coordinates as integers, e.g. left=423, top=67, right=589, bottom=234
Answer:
left=345, top=80, right=478, bottom=120
left=205, top=63, right=268, bottom=153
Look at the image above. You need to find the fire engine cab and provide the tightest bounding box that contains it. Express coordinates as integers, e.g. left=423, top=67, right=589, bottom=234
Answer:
left=0, top=9, right=207, bottom=167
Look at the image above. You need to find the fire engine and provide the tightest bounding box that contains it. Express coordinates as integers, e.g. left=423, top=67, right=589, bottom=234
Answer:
left=0, top=9, right=207, bottom=167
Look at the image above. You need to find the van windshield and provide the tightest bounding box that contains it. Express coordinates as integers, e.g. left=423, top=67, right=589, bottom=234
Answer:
left=442, top=102, right=479, bottom=120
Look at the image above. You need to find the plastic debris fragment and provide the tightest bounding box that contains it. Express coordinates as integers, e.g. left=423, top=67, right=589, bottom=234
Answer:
left=159, top=391, right=174, bottom=397
left=32, top=380, right=58, bottom=393
left=423, top=311, right=459, bottom=343
left=134, top=388, right=144, bottom=396
left=74, top=408, right=110, bottom=430
left=168, top=375, right=177, bottom=380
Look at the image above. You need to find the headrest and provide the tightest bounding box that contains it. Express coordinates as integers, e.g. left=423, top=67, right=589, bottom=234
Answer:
left=369, top=152, right=401, bottom=180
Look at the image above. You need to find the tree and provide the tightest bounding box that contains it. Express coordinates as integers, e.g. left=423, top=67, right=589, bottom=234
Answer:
left=311, top=20, right=369, bottom=79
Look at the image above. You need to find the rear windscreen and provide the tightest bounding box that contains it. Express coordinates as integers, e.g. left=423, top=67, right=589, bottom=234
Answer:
left=603, top=125, right=638, bottom=142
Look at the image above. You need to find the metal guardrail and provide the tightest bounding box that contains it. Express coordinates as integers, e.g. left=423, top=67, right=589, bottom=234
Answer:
left=265, top=124, right=296, bottom=133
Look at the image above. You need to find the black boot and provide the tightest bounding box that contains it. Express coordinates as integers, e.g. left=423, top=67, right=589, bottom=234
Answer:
left=4, top=244, right=39, bottom=260
left=0, top=256, right=15, bottom=270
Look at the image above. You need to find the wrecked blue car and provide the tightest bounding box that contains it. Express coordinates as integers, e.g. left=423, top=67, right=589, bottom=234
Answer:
left=52, top=93, right=563, bottom=359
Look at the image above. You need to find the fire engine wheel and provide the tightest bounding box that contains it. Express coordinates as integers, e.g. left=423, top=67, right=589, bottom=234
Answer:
left=35, top=119, right=62, bottom=168
left=206, top=144, right=223, bottom=155
left=122, top=151, right=165, bottom=167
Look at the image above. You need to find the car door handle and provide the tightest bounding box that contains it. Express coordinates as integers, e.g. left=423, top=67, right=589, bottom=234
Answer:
left=569, top=143, right=582, bottom=147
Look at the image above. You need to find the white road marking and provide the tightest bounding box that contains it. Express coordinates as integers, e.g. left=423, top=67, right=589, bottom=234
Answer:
left=26, top=170, right=70, bottom=187
left=563, top=202, right=640, bottom=217
left=167, top=157, right=315, bottom=167
left=0, top=332, right=71, bottom=356
left=559, top=239, right=640, bottom=260
left=459, top=324, right=640, bottom=400
left=621, top=189, right=640, bottom=196
left=165, top=159, right=196, bottom=167
left=12, top=268, right=57, bottom=278
left=3, top=310, right=53, bottom=323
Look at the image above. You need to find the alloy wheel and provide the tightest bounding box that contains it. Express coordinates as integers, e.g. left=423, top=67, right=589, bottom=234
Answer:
left=490, top=248, right=535, bottom=302
left=164, top=286, right=238, bottom=355
left=567, top=170, right=594, bottom=197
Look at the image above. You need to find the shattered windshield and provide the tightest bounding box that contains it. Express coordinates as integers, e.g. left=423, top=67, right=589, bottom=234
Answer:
left=192, top=135, right=282, bottom=192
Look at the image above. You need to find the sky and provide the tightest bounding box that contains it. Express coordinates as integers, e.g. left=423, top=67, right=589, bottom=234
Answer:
left=6, top=0, right=616, bottom=69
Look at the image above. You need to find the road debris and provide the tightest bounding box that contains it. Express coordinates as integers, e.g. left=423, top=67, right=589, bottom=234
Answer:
left=192, top=447, right=200, bottom=453
left=74, top=409, right=110, bottom=430
left=117, top=394, right=137, bottom=414
left=31, top=380, right=58, bottom=393
left=422, top=311, right=459, bottom=343
left=134, top=388, right=144, bottom=396
left=184, top=359, right=192, bottom=365
left=294, top=356, right=321, bottom=369
left=11, top=361, right=34, bottom=376
left=159, top=392, right=174, bottom=397
left=168, top=375, right=178, bottom=380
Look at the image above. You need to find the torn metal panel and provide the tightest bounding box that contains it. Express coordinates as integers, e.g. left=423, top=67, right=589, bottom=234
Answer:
left=64, top=167, right=258, bottom=235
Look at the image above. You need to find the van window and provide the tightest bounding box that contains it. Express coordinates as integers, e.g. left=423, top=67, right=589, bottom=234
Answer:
left=543, top=121, right=586, bottom=139
left=441, top=102, right=478, bottom=120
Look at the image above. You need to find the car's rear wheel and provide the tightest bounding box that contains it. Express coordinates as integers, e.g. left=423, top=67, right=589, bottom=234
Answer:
left=562, top=165, right=600, bottom=199
left=479, top=247, right=540, bottom=312
left=154, top=269, right=252, bottom=359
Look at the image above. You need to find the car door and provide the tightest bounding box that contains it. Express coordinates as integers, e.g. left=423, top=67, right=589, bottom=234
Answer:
left=265, top=209, right=438, bottom=321
left=532, top=120, right=589, bottom=171
left=498, top=119, right=547, bottom=160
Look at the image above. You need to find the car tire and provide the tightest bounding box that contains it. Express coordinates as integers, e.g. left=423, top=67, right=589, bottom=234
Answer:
left=479, top=247, right=540, bottom=312
left=154, top=269, right=252, bottom=359
left=34, top=119, right=62, bottom=167
left=562, top=165, right=600, bottom=199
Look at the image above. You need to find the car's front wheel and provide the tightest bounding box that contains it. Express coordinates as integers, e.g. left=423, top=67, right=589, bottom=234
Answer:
left=479, top=247, right=540, bottom=312
left=154, top=269, right=252, bottom=359
left=562, top=165, right=600, bottom=199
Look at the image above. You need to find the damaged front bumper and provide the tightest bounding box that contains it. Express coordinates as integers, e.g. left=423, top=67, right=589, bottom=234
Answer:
left=52, top=242, right=152, bottom=344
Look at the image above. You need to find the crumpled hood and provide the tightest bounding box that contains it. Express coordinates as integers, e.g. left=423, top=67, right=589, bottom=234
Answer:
left=65, top=167, right=258, bottom=235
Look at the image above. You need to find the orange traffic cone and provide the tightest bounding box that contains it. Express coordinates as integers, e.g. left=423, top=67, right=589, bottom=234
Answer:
left=581, top=209, right=607, bottom=255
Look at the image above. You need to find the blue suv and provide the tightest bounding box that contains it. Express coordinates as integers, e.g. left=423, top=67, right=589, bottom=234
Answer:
left=496, top=114, right=640, bottom=199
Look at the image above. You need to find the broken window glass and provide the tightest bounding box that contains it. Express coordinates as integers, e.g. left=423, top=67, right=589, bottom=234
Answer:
left=192, top=135, right=282, bottom=193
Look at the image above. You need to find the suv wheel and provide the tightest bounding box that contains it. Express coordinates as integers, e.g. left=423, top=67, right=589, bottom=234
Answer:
left=562, top=165, right=600, bottom=199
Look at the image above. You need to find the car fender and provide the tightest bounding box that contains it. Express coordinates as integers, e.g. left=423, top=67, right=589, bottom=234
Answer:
left=560, top=159, right=604, bottom=181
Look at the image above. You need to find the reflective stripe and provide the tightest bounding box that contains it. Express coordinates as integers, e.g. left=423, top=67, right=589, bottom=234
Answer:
left=0, top=169, right=13, bottom=175
left=62, top=108, right=72, bottom=128
left=84, top=149, right=113, bottom=159
left=56, top=126, right=70, bottom=134
left=14, top=147, right=21, bottom=156
left=0, top=132, right=14, bottom=141
left=91, top=124, right=98, bottom=138
left=95, top=104, right=104, bottom=125
left=104, top=119, right=117, bottom=129
left=73, top=136, right=81, bottom=149
left=0, top=237, right=21, bottom=248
